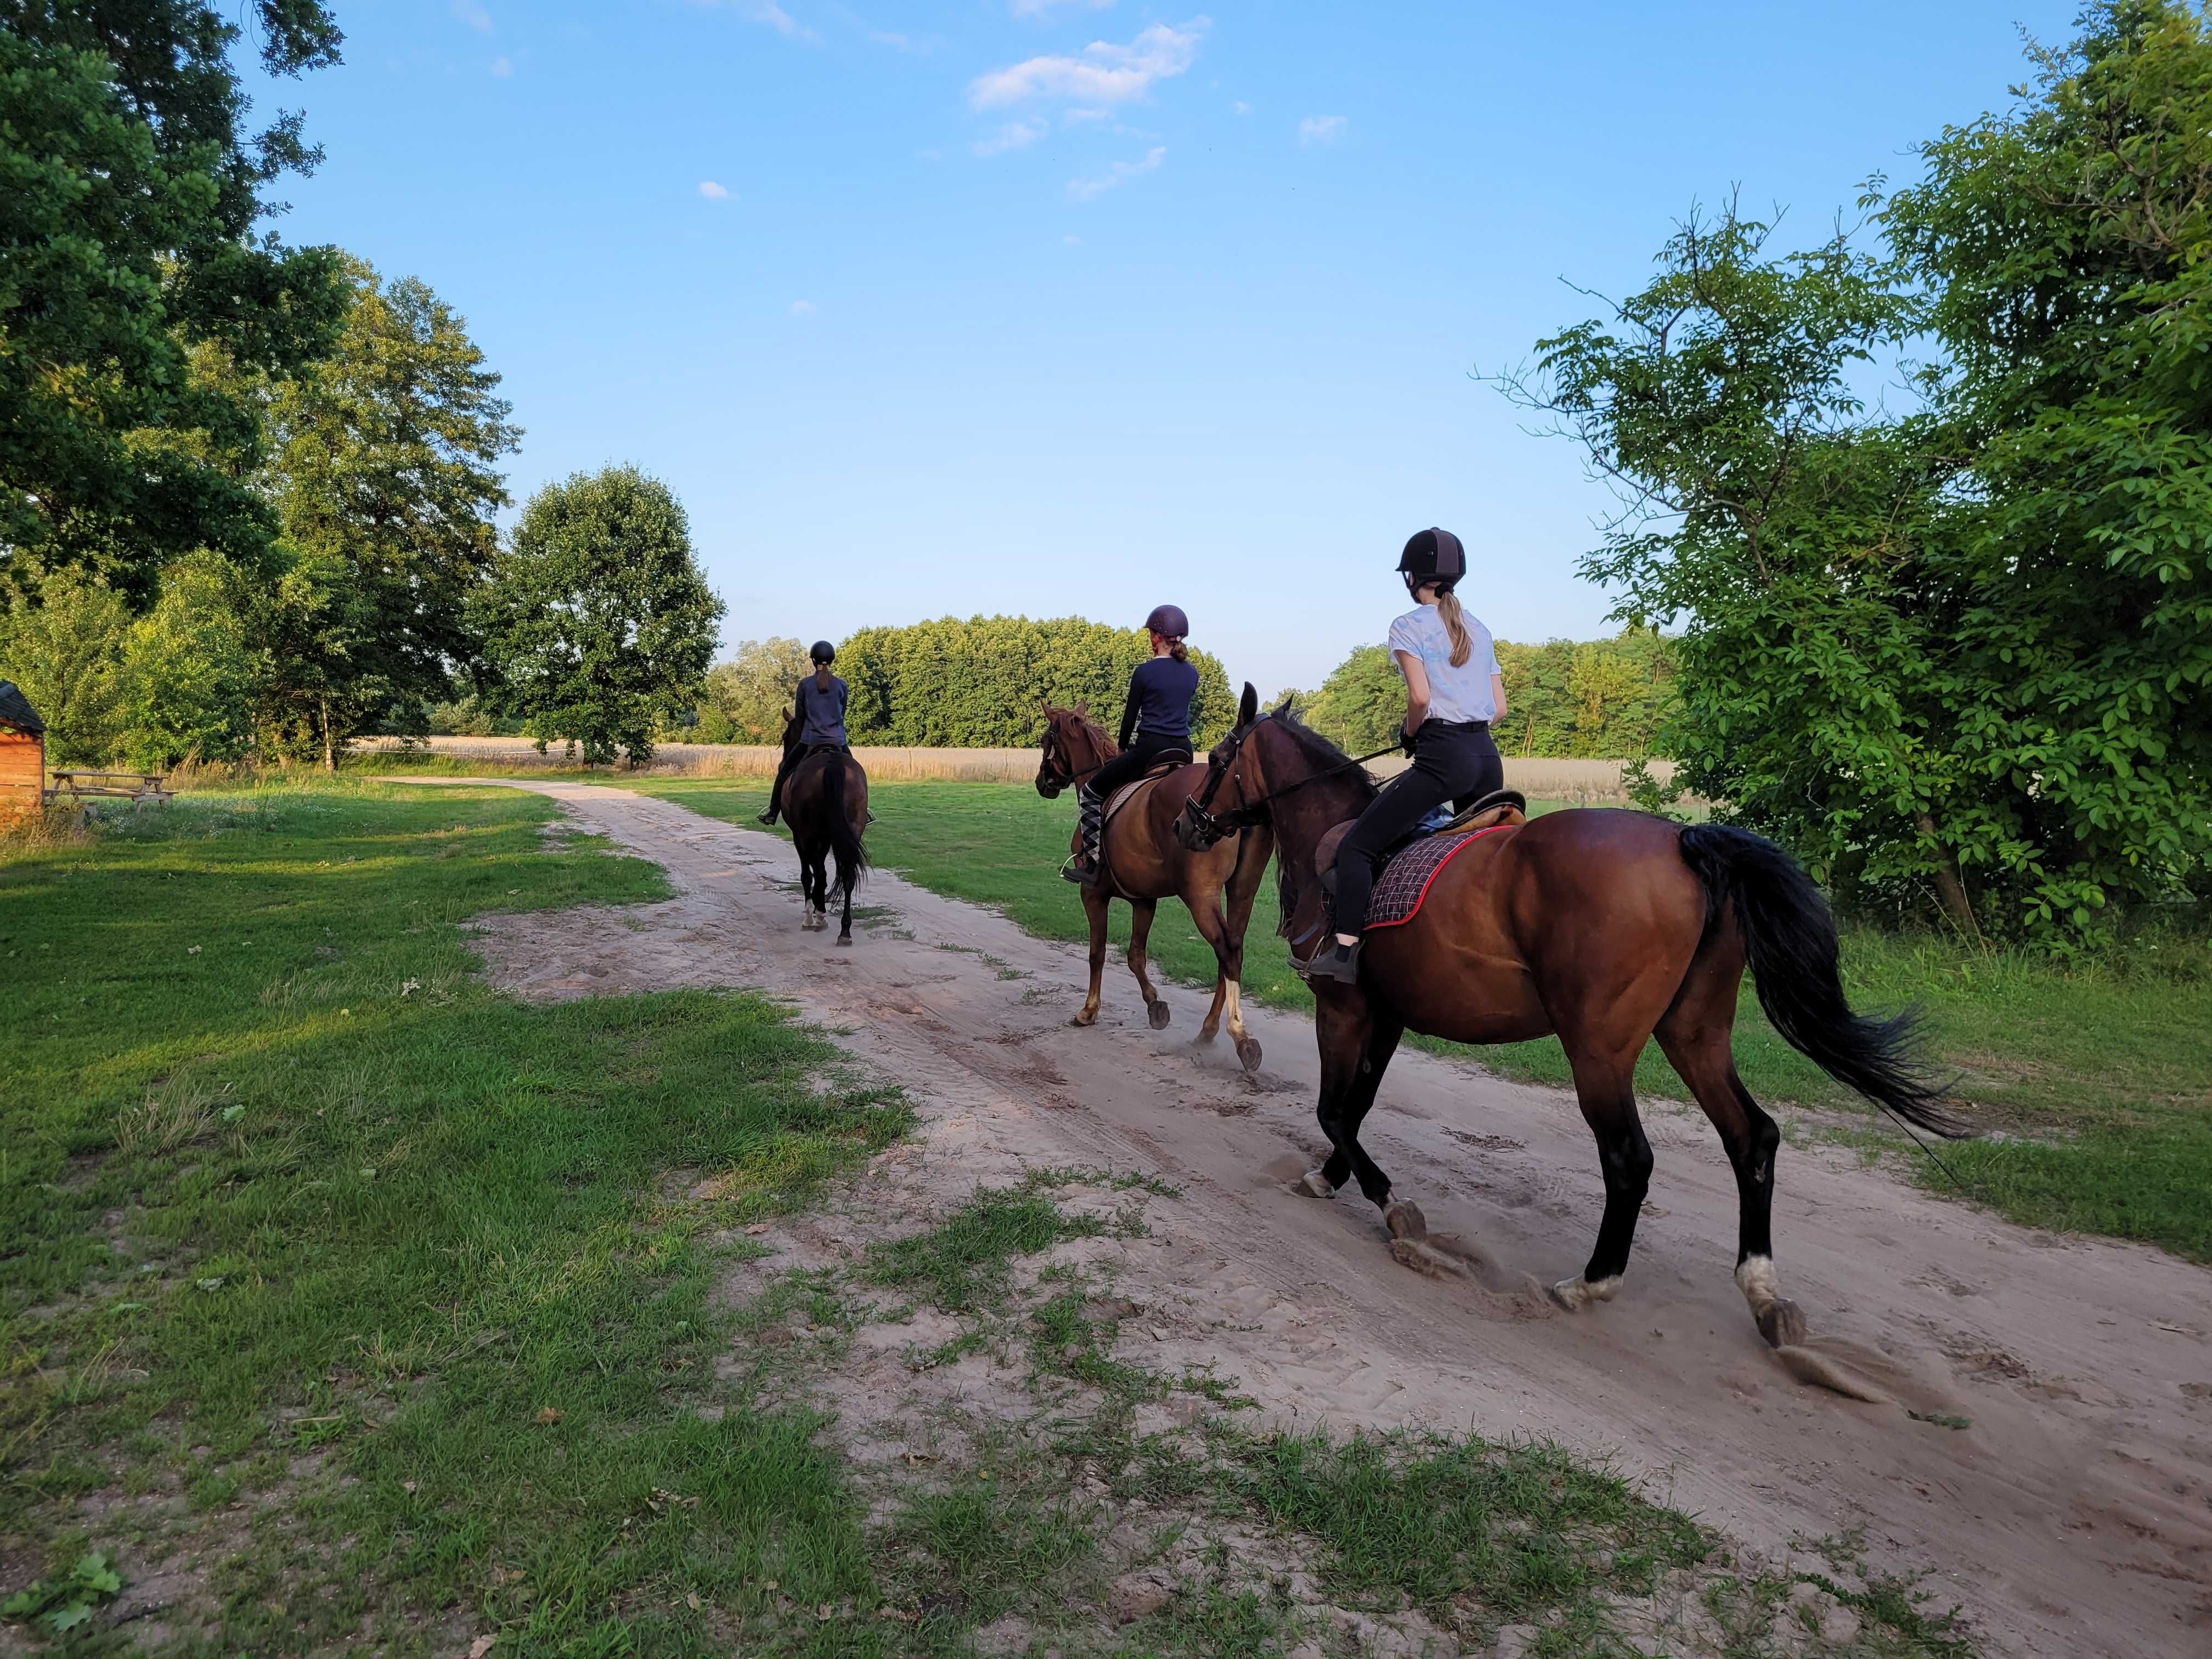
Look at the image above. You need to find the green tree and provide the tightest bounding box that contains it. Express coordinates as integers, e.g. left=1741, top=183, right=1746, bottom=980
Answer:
left=1, top=2, right=349, bottom=604
left=117, top=552, right=257, bottom=770
left=836, top=616, right=1235, bottom=747
left=0, top=567, right=131, bottom=764
left=703, top=637, right=814, bottom=743
left=261, top=259, right=520, bottom=765
left=1510, top=2, right=2212, bottom=940
left=476, top=468, right=725, bottom=766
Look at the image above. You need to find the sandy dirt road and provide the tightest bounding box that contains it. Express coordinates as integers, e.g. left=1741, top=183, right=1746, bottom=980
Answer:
left=434, top=779, right=2210, bottom=1656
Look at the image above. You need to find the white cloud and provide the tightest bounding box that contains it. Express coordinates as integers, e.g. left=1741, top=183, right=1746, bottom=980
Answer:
left=1063, top=234, right=1082, bottom=244
left=789, top=299, right=817, bottom=317
left=973, top=119, right=1047, bottom=157
left=1066, top=145, right=1164, bottom=201
left=698, top=180, right=730, bottom=200
left=452, top=0, right=493, bottom=32
left=490, top=55, right=513, bottom=77
left=1233, top=99, right=1251, bottom=115
left=746, top=2, right=820, bottom=43
left=970, top=19, right=1206, bottom=111
left=869, top=30, right=921, bottom=52
left=1011, top=0, right=1115, bottom=15
left=1299, top=114, right=1347, bottom=145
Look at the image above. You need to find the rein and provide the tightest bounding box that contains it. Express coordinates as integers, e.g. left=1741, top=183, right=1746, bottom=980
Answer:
left=1182, top=718, right=1398, bottom=844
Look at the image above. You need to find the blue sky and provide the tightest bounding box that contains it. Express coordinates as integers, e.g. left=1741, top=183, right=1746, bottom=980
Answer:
left=250, top=1, right=2076, bottom=698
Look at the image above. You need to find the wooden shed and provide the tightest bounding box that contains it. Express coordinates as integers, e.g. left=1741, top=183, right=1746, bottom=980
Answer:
left=0, top=681, right=46, bottom=819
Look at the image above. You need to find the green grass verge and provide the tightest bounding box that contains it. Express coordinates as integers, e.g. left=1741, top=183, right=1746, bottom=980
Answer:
left=634, top=777, right=2212, bottom=1263
left=2, top=780, right=909, bottom=1652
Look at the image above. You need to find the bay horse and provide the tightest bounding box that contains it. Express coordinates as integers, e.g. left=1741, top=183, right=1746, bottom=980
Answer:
left=1173, top=692, right=1964, bottom=1353
left=781, top=719, right=870, bottom=945
left=1036, top=695, right=1275, bottom=1069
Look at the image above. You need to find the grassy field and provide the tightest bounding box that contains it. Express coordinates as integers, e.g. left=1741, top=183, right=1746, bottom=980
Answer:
left=1, top=777, right=1980, bottom=1655
left=634, top=777, right=2212, bottom=1264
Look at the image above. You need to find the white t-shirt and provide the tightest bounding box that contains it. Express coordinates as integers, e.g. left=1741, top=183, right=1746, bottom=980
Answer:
left=1387, top=603, right=1499, bottom=725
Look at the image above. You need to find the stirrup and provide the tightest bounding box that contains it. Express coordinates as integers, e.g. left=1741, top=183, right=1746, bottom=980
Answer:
left=757, top=809, right=778, bottom=826
left=1061, top=854, right=1101, bottom=887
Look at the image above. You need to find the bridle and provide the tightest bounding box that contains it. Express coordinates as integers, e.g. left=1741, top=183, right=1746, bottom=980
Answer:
left=1178, top=715, right=1400, bottom=849
left=1036, top=711, right=1110, bottom=798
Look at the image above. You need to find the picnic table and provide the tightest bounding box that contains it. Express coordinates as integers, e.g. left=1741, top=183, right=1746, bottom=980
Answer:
left=46, top=769, right=173, bottom=804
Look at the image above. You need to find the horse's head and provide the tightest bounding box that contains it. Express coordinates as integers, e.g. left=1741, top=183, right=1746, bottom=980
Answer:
left=1035, top=701, right=1106, bottom=799
left=1173, top=683, right=1268, bottom=850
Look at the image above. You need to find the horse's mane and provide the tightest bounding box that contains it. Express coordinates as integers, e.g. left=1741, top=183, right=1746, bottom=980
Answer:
left=1045, top=703, right=1115, bottom=755
left=1260, top=708, right=1378, bottom=939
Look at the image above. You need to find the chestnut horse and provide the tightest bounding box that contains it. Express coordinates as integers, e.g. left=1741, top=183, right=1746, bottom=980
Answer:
left=1174, top=693, right=1962, bottom=1353
left=1036, top=695, right=1275, bottom=1069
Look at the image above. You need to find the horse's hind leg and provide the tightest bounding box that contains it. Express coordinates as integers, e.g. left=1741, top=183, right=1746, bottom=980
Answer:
left=1550, top=1048, right=1654, bottom=1314
left=1127, top=900, right=1169, bottom=1029
left=1656, top=974, right=1801, bottom=1348
left=834, top=851, right=855, bottom=946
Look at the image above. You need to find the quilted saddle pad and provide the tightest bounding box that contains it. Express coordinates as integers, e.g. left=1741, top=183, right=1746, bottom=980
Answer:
left=1365, top=825, right=1514, bottom=930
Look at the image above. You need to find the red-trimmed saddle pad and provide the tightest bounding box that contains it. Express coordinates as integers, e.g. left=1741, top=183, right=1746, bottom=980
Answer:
left=1365, top=826, right=1514, bottom=930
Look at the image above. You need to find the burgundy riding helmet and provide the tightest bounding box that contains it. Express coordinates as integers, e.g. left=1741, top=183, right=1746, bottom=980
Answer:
left=1143, top=603, right=1189, bottom=640
left=1397, top=528, right=1467, bottom=589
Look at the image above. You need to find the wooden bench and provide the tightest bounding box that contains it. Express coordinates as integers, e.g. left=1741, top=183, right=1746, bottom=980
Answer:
left=45, top=770, right=173, bottom=805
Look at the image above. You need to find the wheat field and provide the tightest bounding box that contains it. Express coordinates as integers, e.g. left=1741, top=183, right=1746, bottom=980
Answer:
left=360, top=737, right=1678, bottom=803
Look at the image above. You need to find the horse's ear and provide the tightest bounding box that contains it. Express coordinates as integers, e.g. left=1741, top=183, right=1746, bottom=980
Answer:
left=1273, top=692, right=1296, bottom=720
left=1075, top=699, right=1089, bottom=718
left=1238, top=682, right=1259, bottom=728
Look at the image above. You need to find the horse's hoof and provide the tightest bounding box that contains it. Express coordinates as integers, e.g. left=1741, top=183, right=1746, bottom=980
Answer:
left=1383, top=1199, right=1427, bottom=1240
left=1390, top=1238, right=1468, bottom=1279
left=1758, top=1297, right=1809, bottom=1350
left=1070, top=1009, right=1098, bottom=1029
left=1549, top=1274, right=1622, bottom=1313
left=1148, top=1001, right=1171, bottom=1030
left=835, top=935, right=851, bottom=949
left=1234, top=1036, right=1262, bottom=1073
left=1197, top=1025, right=1219, bottom=1045
left=1296, top=1169, right=1335, bottom=1199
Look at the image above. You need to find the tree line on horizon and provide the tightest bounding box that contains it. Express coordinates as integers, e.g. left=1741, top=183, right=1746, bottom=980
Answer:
left=1, top=2, right=723, bottom=772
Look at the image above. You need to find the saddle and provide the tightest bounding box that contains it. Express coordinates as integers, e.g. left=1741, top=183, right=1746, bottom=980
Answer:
left=1102, top=760, right=1187, bottom=830
left=1313, top=789, right=1528, bottom=899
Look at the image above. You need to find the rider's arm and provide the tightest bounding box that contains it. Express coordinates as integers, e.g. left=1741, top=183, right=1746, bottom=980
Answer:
left=1118, top=667, right=1141, bottom=749
left=1393, top=650, right=1431, bottom=736
left=1491, top=673, right=1508, bottom=721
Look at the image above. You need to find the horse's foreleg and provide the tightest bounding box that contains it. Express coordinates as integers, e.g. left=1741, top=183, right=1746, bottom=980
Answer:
left=1184, top=882, right=1232, bottom=1043
left=1126, top=900, right=1169, bottom=1029
left=834, top=850, right=855, bottom=946
left=1219, top=828, right=1271, bottom=1070
left=1657, top=1003, right=1801, bottom=1347
left=1072, top=888, right=1110, bottom=1026
left=1305, top=992, right=1400, bottom=1207
left=1550, top=1048, right=1654, bottom=1314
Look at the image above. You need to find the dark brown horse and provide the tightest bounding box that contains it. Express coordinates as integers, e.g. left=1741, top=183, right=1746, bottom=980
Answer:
left=1037, top=695, right=1275, bottom=1068
left=782, top=729, right=870, bottom=945
left=1174, top=693, right=1962, bottom=1352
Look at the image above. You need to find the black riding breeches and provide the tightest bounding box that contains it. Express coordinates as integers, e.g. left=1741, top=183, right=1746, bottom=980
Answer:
left=1331, top=720, right=1503, bottom=936
left=1088, top=731, right=1193, bottom=802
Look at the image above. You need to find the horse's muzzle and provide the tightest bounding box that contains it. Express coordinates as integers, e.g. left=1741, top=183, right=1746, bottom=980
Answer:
left=1173, top=805, right=1221, bottom=851
left=1036, top=778, right=1063, bottom=800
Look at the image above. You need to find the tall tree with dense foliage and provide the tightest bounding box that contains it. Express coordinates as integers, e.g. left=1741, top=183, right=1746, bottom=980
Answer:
left=476, top=468, right=725, bottom=766
left=701, top=637, right=814, bottom=743
left=261, top=259, right=520, bottom=765
left=0, top=1, right=348, bottom=604
left=1511, top=1, right=2212, bottom=941
left=837, top=616, right=1236, bottom=748
left=0, top=566, right=130, bottom=764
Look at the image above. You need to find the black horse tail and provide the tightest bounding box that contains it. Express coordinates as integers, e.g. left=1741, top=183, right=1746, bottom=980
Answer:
left=1677, top=823, right=1965, bottom=1138
left=822, top=753, right=869, bottom=882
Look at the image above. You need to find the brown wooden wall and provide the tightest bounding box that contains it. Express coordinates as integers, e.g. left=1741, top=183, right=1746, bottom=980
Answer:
left=0, top=729, right=43, bottom=815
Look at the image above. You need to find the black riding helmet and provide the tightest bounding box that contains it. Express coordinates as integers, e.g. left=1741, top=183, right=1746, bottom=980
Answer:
left=809, top=640, right=836, bottom=665
left=1397, top=528, right=1466, bottom=590
left=1142, top=603, right=1189, bottom=640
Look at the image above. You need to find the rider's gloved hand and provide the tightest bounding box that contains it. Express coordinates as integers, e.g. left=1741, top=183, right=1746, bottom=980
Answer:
left=1400, top=725, right=1418, bottom=758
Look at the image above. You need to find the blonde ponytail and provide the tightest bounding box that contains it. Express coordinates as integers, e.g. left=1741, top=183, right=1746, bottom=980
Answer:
left=1435, top=588, right=1474, bottom=668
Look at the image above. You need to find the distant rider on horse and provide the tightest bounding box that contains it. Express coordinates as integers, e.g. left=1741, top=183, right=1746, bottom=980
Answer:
left=759, top=640, right=850, bottom=827
left=1064, top=605, right=1199, bottom=885
left=1302, top=530, right=1508, bottom=983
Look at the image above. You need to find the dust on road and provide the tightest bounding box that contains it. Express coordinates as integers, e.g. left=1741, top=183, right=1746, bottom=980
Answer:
left=433, top=778, right=2210, bottom=1657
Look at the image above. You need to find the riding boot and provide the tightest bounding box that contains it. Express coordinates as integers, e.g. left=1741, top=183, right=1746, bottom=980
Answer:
left=1301, top=936, right=1363, bottom=984
left=1063, top=784, right=1105, bottom=884
left=759, top=760, right=792, bottom=825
